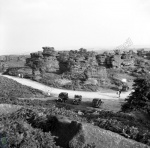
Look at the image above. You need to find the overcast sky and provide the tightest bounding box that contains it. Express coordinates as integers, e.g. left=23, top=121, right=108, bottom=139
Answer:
left=0, top=0, right=150, bottom=55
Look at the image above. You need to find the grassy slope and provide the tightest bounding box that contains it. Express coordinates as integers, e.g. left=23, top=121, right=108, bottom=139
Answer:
left=0, top=75, right=44, bottom=98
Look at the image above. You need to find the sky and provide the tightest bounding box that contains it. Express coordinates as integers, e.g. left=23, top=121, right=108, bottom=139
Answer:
left=0, top=0, right=150, bottom=55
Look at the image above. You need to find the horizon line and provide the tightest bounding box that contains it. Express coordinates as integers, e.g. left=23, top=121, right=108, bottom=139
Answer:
left=0, top=45, right=150, bottom=56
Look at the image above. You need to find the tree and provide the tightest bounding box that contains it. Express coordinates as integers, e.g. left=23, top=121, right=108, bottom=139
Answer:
left=121, top=74, right=150, bottom=115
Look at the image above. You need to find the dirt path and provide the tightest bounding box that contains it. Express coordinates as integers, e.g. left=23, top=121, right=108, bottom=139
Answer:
left=1, top=75, right=132, bottom=101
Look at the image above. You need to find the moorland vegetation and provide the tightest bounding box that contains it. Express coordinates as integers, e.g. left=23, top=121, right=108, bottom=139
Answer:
left=0, top=75, right=150, bottom=147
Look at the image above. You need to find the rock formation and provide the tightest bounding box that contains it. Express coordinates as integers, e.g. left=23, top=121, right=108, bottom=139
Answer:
left=96, top=50, right=135, bottom=68
left=26, top=47, right=59, bottom=75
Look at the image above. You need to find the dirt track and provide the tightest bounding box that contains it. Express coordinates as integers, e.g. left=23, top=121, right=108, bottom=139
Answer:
left=2, top=75, right=132, bottom=101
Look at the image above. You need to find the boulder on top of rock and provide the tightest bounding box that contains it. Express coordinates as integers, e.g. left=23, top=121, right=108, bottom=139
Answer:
left=42, top=47, right=56, bottom=56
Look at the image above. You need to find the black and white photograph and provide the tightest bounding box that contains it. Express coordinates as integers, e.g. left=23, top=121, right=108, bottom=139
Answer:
left=0, top=0, right=150, bottom=147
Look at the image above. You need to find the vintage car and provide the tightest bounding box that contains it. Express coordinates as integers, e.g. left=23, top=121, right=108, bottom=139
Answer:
left=121, top=83, right=129, bottom=92
left=72, top=95, right=82, bottom=105
left=56, top=92, right=69, bottom=102
left=92, top=98, right=103, bottom=108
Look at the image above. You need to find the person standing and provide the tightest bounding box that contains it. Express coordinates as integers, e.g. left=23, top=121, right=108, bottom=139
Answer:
left=118, top=85, right=123, bottom=98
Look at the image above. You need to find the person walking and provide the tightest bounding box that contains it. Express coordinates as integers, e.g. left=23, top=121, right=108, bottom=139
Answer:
left=117, top=85, right=123, bottom=98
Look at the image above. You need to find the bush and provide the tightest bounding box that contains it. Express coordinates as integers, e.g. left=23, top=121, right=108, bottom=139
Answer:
left=82, top=84, right=98, bottom=92
left=3, top=67, right=20, bottom=76
left=0, top=107, right=85, bottom=148
left=2, top=119, right=59, bottom=148
left=1, top=96, right=150, bottom=146
left=63, top=83, right=73, bottom=90
left=39, top=78, right=61, bottom=88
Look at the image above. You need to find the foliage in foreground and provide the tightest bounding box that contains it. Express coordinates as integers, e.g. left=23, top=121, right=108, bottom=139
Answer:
left=1, top=74, right=150, bottom=146
left=1, top=94, right=150, bottom=146
left=0, top=107, right=96, bottom=148
left=0, top=118, right=59, bottom=148
left=121, top=74, right=150, bottom=115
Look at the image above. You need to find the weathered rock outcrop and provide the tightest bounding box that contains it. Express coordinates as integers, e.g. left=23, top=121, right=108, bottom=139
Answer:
left=96, top=50, right=135, bottom=68
left=26, top=47, right=59, bottom=75
left=57, top=52, right=70, bottom=73
left=58, top=50, right=107, bottom=80
left=85, top=66, right=107, bottom=79
left=43, top=56, right=59, bottom=72
left=42, top=47, right=57, bottom=56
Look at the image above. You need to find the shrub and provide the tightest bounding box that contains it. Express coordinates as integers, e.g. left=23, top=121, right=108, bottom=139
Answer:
left=2, top=119, right=59, bottom=148
left=63, top=83, right=73, bottom=90
left=82, top=84, right=98, bottom=92
left=39, top=78, right=61, bottom=88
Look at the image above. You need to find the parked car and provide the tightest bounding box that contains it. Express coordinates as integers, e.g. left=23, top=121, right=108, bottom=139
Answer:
left=72, top=95, right=82, bottom=105
left=92, top=98, right=103, bottom=108
left=56, top=92, right=69, bottom=102
left=122, top=83, right=129, bottom=92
